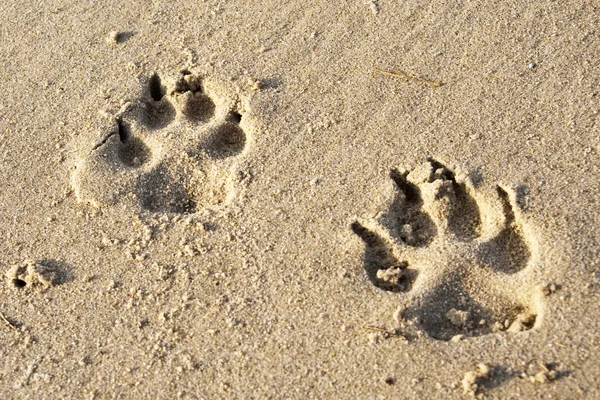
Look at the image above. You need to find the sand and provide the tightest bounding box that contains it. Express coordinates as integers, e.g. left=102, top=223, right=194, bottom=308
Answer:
left=0, top=0, right=599, bottom=398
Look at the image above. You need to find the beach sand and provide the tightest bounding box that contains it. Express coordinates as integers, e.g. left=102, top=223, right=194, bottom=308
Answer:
left=0, top=0, right=599, bottom=398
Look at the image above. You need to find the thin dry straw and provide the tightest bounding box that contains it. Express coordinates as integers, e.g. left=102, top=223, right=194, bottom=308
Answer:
left=373, top=68, right=443, bottom=88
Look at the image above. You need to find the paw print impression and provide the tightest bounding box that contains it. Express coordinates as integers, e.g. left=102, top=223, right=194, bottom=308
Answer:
left=72, top=71, right=252, bottom=214
left=351, top=159, right=545, bottom=341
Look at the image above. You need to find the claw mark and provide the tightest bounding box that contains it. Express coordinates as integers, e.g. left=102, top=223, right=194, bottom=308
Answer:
left=148, top=73, right=166, bottom=101
left=425, top=158, right=481, bottom=240
left=143, top=73, right=176, bottom=129
left=478, top=186, right=530, bottom=274
left=351, top=221, right=417, bottom=292
left=117, top=119, right=129, bottom=143
left=427, top=157, right=455, bottom=181
left=497, top=186, right=516, bottom=225
left=387, top=167, right=437, bottom=247
left=389, top=169, right=419, bottom=203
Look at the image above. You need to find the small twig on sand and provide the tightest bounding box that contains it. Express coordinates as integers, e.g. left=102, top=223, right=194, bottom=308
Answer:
left=373, top=68, right=443, bottom=88
left=363, top=325, right=407, bottom=340
left=1, top=312, right=17, bottom=330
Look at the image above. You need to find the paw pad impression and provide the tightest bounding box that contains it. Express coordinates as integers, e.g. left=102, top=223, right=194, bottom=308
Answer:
left=71, top=70, right=251, bottom=214
left=352, top=159, right=545, bottom=341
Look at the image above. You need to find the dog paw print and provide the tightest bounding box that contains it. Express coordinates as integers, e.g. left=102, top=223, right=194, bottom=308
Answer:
left=351, top=159, right=545, bottom=341
left=71, top=71, right=251, bottom=214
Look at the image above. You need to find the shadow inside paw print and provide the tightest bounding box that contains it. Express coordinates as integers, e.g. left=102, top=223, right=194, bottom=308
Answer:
left=403, top=274, right=536, bottom=341
left=427, top=158, right=482, bottom=241
left=350, top=221, right=418, bottom=292
left=143, top=73, right=177, bottom=129
left=115, top=121, right=152, bottom=167
left=137, top=164, right=198, bottom=214
left=72, top=70, right=251, bottom=214
left=352, top=159, right=543, bottom=341
left=478, top=187, right=531, bottom=273
left=386, top=169, right=437, bottom=247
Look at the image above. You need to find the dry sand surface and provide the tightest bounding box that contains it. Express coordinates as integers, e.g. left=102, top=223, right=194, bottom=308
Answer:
left=0, top=0, right=599, bottom=398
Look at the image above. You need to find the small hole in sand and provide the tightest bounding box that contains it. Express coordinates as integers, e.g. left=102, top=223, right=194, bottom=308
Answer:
left=523, top=315, right=537, bottom=330
left=226, top=111, right=242, bottom=124
left=117, top=120, right=129, bottom=143
left=148, top=73, right=165, bottom=101
left=12, top=278, right=26, bottom=288
left=115, top=31, right=135, bottom=44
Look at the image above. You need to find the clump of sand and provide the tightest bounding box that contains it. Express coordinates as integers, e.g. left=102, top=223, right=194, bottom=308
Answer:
left=462, top=363, right=491, bottom=397
left=7, top=261, right=60, bottom=290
